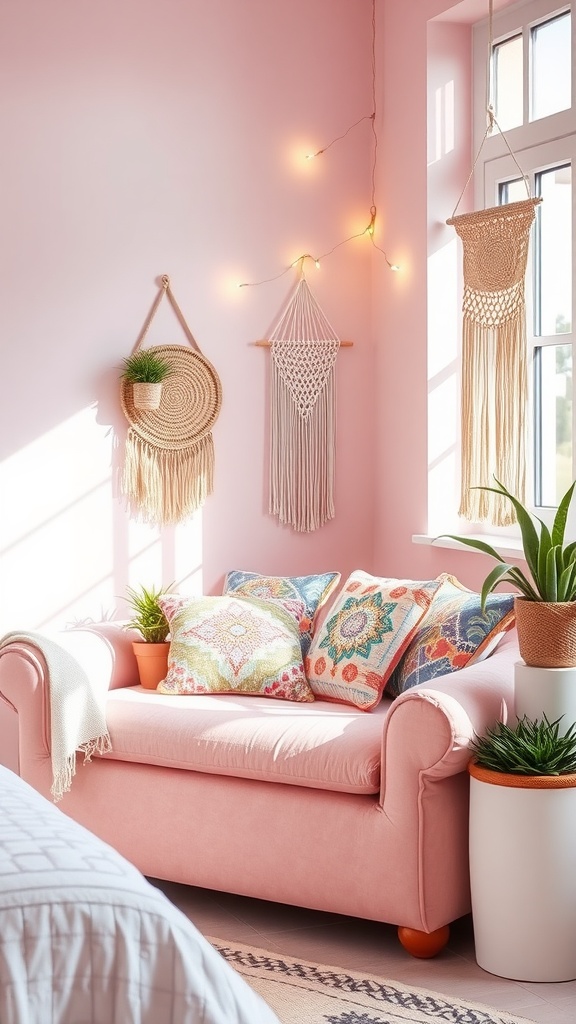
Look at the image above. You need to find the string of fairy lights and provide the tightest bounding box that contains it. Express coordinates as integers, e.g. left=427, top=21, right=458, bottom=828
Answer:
left=238, top=0, right=399, bottom=289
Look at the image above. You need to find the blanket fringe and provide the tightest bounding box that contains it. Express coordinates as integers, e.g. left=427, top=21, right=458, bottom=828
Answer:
left=50, top=733, right=112, bottom=803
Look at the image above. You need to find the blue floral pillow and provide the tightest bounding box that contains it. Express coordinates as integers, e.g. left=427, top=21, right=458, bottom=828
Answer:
left=385, top=574, right=516, bottom=698
left=223, top=570, right=340, bottom=657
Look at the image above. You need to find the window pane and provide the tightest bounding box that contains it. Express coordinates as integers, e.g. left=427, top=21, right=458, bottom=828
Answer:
left=499, top=177, right=528, bottom=204
left=493, top=34, right=523, bottom=130
left=537, top=164, right=572, bottom=336
left=531, top=13, right=571, bottom=121
left=536, top=344, right=573, bottom=506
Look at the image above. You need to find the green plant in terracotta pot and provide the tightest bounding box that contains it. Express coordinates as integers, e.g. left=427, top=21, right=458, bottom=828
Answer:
left=125, top=582, right=173, bottom=689
left=439, top=477, right=576, bottom=668
left=468, top=714, right=576, bottom=981
left=121, top=350, right=172, bottom=411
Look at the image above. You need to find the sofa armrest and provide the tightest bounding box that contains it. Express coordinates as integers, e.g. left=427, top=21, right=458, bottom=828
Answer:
left=380, top=630, right=519, bottom=809
left=0, top=623, right=139, bottom=773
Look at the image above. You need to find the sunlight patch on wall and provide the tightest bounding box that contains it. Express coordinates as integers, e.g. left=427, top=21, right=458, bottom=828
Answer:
left=0, top=406, right=205, bottom=633
left=427, top=238, right=460, bottom=534
left=0, top=406, right=115, bottom=632
left=429, top=79, right=455, bottom=166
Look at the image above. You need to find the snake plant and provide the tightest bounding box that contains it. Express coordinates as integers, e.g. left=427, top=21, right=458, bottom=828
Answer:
left=439, top=477, right=576, bottom=608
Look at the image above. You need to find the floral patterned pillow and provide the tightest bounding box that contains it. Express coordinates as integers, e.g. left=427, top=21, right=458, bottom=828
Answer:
left=157, top=594, right=314, bottom=702
left=305, top=571, right=442, bottom=710
left=385, top=574, right=516, bottom=698
left=223, top=570, right=341, bottom=657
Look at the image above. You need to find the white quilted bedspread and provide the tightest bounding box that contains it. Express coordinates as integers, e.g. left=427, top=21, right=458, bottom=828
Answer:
left=0, top=766, right=279, bottom=1024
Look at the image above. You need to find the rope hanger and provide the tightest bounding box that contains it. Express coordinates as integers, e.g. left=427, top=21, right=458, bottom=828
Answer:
left=449, top=0, right=539, bottom=221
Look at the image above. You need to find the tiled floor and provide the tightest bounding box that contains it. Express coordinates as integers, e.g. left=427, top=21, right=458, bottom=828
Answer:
left=152, top=879, right=576, bottom=1024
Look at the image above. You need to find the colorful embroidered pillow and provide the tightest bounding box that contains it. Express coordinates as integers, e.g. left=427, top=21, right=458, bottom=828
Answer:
left=305, top=572, right=442, bottom=710
left=157, top=594, right=314, bottom=702
left=222, top=570, right=341, bottom=657
left=385, top=574, right=516, bottom=699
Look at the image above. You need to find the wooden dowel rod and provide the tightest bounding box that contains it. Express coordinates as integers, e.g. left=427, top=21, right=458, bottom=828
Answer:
left=253, top=339, right=353, bottom=347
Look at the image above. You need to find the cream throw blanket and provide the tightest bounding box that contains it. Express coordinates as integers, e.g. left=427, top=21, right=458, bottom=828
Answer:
left=0, top=631, right=112, bottom=801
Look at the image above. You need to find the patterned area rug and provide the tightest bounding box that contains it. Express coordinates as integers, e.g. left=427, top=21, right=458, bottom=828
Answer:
left=209, top=939, right=536, bottom=1024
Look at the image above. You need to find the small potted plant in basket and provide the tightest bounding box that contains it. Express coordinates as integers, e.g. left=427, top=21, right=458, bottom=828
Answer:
left=121, top=350, right=172, bottom=411
left=439, top=477, right=576, bottom=669
left=125, top=583, right=173, bottom=689
left=468, top=714, right=576, bottom=982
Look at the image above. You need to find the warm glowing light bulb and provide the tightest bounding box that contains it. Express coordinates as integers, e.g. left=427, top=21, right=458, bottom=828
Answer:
left=305, top=153, right=316, bottom=160
left=315, top=260, right=320, bottom=269
left=390, top=264, right=400, bottom=272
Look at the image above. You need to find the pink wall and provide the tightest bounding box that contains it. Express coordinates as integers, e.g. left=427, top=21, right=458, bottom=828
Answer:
left=0, top=0, right=524, bottom=635
left=0, top=0, right=377, bottom=632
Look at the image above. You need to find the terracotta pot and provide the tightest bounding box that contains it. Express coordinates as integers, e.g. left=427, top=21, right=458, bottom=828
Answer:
left=468, top=761, right=576, bottom=981
left=132, top=641, right=170, bottom=689
left=514, top=596, right=576, bottom=668
left=132, top=381, right=163, bottom=411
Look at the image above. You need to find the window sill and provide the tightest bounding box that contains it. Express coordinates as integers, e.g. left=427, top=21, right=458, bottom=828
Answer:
left=412, top=533, right=526, bottom=561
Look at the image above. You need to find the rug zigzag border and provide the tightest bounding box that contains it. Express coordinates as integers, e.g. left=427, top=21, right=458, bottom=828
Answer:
left=208, top=938, right=536, bottom=1024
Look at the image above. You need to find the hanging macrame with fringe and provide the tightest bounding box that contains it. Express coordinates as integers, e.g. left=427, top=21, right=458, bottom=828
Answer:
left=120, top=276, right=222, bottom=525
left=267, top=276, right=341, bottom=532
left=447, top=197, right=541, bottom=525
left=446, top=0, right=541, bottom=527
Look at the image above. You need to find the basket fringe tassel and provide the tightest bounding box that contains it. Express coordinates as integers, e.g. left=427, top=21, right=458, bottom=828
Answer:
left=122, top=429, right=215, bottom=524
left=459, top=313, right=527, bottom=526
left=269, top=359, right=336, bottom=533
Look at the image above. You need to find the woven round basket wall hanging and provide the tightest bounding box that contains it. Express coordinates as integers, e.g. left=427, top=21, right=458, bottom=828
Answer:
left=120, top=277, right=222, bottom=524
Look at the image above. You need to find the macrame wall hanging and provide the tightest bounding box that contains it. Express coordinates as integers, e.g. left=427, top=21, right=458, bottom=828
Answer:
left=258, top=274, right=351, bottom=532
left=120, top=275, right=222, bottom=525
left=447, top=0, right=541, bottom=527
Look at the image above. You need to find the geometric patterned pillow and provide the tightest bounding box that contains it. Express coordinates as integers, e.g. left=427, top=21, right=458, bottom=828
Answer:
left=222, top=570, right=341, bottom=658
left=157, top=594, right=314, bottom=702
left=384, top=573, right=516, bottom=699
left=305, top=571, right=443, bottom=710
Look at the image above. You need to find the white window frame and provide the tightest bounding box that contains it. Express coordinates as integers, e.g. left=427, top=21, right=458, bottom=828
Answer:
left=473, top=0, right=575, bottom=530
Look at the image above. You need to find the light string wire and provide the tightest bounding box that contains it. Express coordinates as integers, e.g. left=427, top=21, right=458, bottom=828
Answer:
left=239, top=0, right=398, bottom=288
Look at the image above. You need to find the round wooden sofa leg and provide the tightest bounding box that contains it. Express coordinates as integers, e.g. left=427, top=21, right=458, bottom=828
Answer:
left=397, top=925, right=450, bottom=958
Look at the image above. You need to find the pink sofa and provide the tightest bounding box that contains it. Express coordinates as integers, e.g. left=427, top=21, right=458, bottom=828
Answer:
left=0, top=622, right=519, bottom=956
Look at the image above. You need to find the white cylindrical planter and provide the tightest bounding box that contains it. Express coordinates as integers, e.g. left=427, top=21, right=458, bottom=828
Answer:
left=469, top=764, right=576, bottom=981
left=514, top=661, right=576, bottom=734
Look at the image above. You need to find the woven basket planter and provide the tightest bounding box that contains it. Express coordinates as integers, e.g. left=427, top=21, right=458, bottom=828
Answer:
left=132, top=381, right=163, bottom=411
left=515, top=597, right=576, bottom=668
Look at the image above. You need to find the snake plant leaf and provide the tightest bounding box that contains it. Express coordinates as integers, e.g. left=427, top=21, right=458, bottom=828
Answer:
left=545, top=545, right=559, bottom=602
left=438, top=534, right=507, bottom=562
left=563, top=541, right=576, bottom=567
left=552, top=481, right=576, bottom=547
left=558, top=561, right=576, bottom=602
left=479, top=563, right=517, bottom=611
left=504, top=566, right=540, bottom=601
left=537, top=521, right=553, bottom=599
left=488, top=478, right=541, bottom=583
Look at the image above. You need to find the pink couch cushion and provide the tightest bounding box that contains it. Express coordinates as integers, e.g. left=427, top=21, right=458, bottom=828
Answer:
left=101, top=688, right=388, bottom=794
